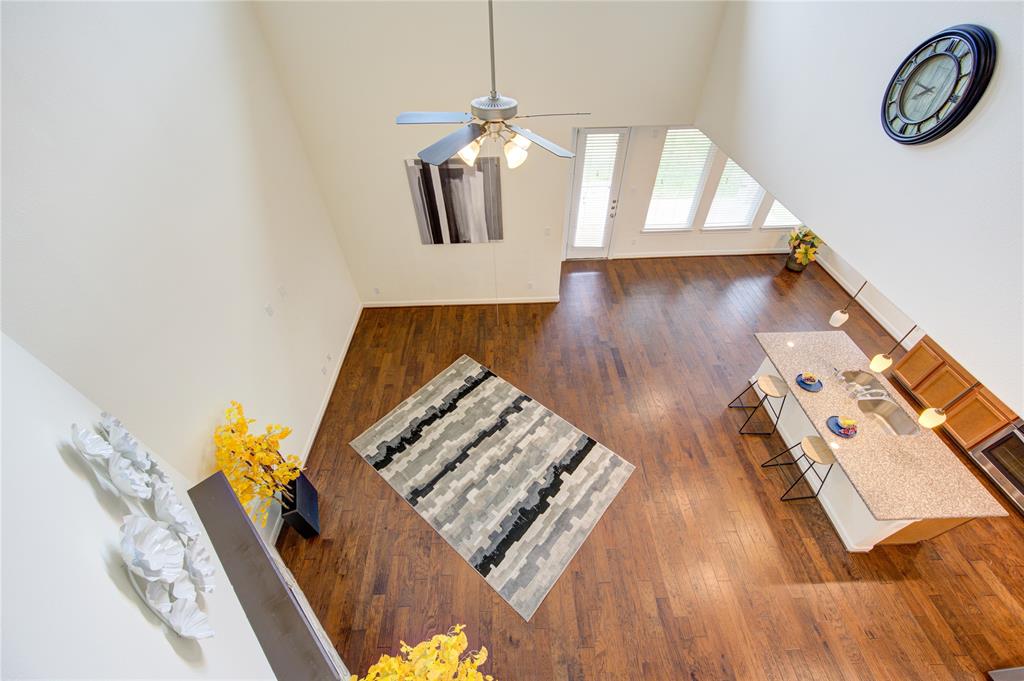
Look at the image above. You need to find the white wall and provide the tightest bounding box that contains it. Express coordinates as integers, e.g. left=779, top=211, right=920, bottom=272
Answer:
left=1, top=334, right=275, bottom=680
left=606, top=125, right=792, bottom=259
left=816, top=244, right=926, bottom=350
left=1, top=2, right=363, bottom=487
left=696, top=1, right=1023, bottom=414
left=255, top=1, right=725, bottom=305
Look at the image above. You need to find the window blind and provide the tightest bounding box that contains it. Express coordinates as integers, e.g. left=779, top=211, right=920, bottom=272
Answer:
left=763, top=199, right=800, bottom=228
left=705, top=159, right=764, bottom=228
left=644, top=129, right=712, bottom=230
left=573, top=133, right=620, bottom=248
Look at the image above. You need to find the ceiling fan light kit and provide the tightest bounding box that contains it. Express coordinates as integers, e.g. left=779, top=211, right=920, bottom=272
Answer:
left=457, top=139, right=481, bottom=166
left=397, top=0, right=588, bottom=169
left=503, top=138, right=528, bottom=168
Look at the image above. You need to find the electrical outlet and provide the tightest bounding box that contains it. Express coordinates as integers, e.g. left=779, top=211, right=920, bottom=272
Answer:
left=321, top=365, right=327, bottom=375
left=527, top=281, right=534, bottom=290
left=278, top=285, right=288, bottom=298
left=264, top=304, right=274, bottom=317
left=631, top=238, right=637, bottom=245
left=544, top=227, right=551, bottom=237
left=326, top=353, right=333, bottom=362
left=373, top=287, right=381, bottom=296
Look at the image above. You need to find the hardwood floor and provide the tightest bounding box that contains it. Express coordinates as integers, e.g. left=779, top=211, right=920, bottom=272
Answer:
left=277, top=255, right=1024, bottom=681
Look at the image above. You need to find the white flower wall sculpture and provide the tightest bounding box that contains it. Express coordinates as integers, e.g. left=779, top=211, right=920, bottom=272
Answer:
left=154, top=478, right=200, bottom=539
left=69, top=414, right=216, bottom=640
left=120, top=515, right=186, bottom=583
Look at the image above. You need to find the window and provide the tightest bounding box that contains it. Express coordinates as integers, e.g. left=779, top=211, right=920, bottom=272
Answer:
left=643, top=128, right=712, bottom=231
left=704, top=159, right=764, bottom=228
left=763, top=199, right=801, bottom=228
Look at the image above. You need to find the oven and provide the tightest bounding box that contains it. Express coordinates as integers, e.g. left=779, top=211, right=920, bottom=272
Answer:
left=970, top=424, right=1024, bottom=515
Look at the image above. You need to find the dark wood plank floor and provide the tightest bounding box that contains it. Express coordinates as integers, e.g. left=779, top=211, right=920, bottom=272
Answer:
left=278, top=255, right=1024, bottom=681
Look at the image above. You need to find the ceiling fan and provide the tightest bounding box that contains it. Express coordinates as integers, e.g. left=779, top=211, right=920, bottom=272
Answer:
left=396, top=0, right=589, bottom=169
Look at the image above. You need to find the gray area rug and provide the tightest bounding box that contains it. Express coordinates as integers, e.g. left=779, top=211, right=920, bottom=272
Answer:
left=350, top=355, right=634, bottom=620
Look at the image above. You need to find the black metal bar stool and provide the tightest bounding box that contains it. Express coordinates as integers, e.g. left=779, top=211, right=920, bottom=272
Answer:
left=728, top=374, right=789, bottom=436
left=761, top=435, right=836, bottom=501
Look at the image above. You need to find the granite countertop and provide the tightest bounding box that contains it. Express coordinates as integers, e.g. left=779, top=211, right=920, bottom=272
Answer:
left=755, top=331, right=1007, bottom=521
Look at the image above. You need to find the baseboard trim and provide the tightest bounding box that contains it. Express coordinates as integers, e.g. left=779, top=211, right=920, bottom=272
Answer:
left=267, top=303, right=364, bottom=546
left=299, top=304, right=364, bottom=462
left=364, top=295, right=560, bottom=308
left=608, top=247, right=789, bottom=260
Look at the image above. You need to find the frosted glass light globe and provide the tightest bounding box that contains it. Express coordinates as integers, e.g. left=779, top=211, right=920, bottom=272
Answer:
left=511, top=132, right=532, bottom=150
left=869, top=353, right=893, bottom=372
left=829, top=309, right=849, bottom=327
left=504, top=140, right=528, bottom=169
left=918, top=407, right=947, bottom=428
left=457, top=139, right=480, bottom=165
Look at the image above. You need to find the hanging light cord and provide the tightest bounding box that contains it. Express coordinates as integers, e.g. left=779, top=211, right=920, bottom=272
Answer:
left=842, top=281, right=868, bottom=313
left=492, top=235, right=500, bottom=327
left=885, top=324, right=918, bottom=356
left=940, top=381, right=981, bottom=411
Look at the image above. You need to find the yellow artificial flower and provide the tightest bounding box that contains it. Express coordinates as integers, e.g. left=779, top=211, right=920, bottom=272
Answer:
left=788, top=225, right=822, bottom=250
left=794, top=243, right=818, bottom=265
left=213, top=401, right=302, bottom=527
left=351, top=626, right=495, bottom=681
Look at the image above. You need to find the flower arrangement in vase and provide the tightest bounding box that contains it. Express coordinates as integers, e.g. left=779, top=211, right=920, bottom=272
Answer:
left=213, top=401, right=302, bottom=528
left=351, top=625, right=494, bottom=681
left=786, top=226, right=822, bottom=272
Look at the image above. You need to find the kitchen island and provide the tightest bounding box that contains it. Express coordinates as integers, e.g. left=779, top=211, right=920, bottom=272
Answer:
left=752, top=331, right=1006, bottom=551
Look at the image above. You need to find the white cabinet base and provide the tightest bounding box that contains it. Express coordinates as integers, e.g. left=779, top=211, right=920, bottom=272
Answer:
left=751, top=358, right=914, bottom=552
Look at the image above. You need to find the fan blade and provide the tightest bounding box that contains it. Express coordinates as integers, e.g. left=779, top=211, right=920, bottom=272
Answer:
left=507, top=124, right=574, bottom=158
left=513, top=112, right=591, bottom=119
left=397, top=112, right=473, bottom=125
left=418, top=123, right=483, bottom=165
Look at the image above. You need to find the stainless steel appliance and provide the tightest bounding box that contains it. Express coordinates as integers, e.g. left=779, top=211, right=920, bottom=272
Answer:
left=969, top=422, right=1024, bottom=515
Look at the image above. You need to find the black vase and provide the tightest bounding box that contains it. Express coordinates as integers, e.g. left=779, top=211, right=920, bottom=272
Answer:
left=785, top=251, right=807, bottom=272
left=281, top=472, right=320, bottom=539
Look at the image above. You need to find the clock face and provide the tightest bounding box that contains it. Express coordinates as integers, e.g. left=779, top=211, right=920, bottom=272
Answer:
left=882, top=25, right=996, bottom=144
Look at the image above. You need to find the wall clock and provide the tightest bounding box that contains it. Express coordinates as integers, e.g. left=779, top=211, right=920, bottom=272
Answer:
left=881, top=24, right=996, bottom=145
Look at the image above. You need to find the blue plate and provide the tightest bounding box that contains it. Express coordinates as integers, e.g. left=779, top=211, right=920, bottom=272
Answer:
left=796, top=374, right=823, bottom=392
left=827, top=416, right=857, bottom=438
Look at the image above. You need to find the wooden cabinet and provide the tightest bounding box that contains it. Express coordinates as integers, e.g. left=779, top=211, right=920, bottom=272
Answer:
left=892, top=339, right=944, bottom=388
left=915, top=363, right=972, bottom=408
left=945, top=387, right=1015, bottom=449
left=892, top=336, right=1017, bottom=449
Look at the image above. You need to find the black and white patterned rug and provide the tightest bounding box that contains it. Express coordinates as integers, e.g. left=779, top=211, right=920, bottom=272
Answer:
left=350, top=355, right=634, bottom=620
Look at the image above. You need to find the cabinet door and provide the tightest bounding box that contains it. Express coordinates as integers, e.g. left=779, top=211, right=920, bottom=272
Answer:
left=916, top=363, right=972, bottom=408
left=892, top=340, right=944, bottom=389
left=944, top=388, right=1013, bottom=449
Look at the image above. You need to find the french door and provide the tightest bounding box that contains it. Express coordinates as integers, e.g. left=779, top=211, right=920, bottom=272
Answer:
left=565, top=127, right=629, bottom=259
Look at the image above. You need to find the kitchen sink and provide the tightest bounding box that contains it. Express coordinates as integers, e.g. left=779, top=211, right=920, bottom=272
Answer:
left=840, top=370, right=920, bottom=436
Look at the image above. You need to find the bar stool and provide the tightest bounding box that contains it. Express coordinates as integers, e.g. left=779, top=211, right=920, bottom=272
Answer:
left=728, top=375, right=789, bottom=436
left=761, top=435, right=836, bottom=501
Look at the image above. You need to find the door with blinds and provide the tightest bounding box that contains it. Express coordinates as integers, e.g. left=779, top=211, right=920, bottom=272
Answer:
left=565, top=128, right=629, bottom=259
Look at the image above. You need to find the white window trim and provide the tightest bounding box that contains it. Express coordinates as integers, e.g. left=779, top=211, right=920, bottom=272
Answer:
left=699, top=149, right=767, bottom=232
left=759, top=195, right=802, bottom=230
left=641, top=127, right=715, bottom=233
left=750, top=192, right=774, bottom=230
